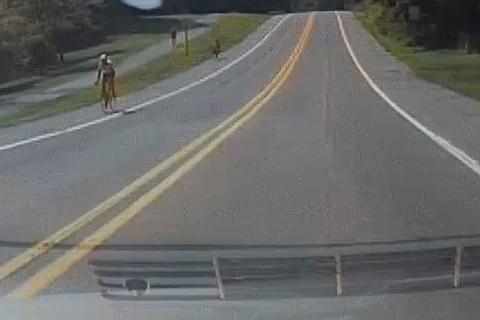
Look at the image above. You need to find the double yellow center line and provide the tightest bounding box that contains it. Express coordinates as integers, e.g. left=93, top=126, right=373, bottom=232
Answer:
left=6, top=13, right=315, bottom=299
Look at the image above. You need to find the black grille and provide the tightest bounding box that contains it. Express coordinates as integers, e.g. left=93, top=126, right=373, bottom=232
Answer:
left=90, top=259, right=219, bottom=301
left=90, top=237, right=480, bottom=301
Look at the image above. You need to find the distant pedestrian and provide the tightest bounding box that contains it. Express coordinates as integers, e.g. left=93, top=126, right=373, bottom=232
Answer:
left=95, top=54, right=117, bottom=112
left=57, top=46, right=65, bottom=64
left=170, top=26, right=178, bottom=49
left=213, top=38, right=221, bottom=58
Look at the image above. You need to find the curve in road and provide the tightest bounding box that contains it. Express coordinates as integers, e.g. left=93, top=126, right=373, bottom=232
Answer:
left=0, top=11, right=479, bottom=302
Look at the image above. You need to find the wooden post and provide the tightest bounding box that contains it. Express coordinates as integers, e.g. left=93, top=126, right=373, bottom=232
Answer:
left=184, top=18, right=190, bottom=57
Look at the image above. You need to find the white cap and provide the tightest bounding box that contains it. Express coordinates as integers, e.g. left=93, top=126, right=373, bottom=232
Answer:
left=100, top=54, right=107, bottom=60
left=106, top=57, right=112, bottom=64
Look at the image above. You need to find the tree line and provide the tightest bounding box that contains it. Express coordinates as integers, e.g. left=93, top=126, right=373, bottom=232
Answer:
left=158, top=0, right=345, bottom=14
left=160, top=0, right=293, bottom=13
left=362, top=0, right=480, bottom=51
left=0, top=0, right=127, bottom=81
left=0, top=0, right=345, bottom=82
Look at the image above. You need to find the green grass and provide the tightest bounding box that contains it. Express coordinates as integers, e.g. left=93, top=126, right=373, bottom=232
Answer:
left=1, top=33, right=169, bottom=95
left=0, top=15, right=268, bottom=128
left=49, top=33, right=167, bottom=76
left=357, top=9, right=480, bottom=102
left=117, top=14, right=268, bottom=93
left=13, top=33, right=168, bottom=92
left=3, top=16, right=192, bottom=86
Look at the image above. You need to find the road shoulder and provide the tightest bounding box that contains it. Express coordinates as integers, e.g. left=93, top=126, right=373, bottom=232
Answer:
left=338, top=12, right=480, bottom=161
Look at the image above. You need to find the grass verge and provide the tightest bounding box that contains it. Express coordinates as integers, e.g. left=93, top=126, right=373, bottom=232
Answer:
left=0, top=14, right=268, bottom=128
left=37, top=33, right=169, bottom=88
left=356, top=8, right=480, bottom=102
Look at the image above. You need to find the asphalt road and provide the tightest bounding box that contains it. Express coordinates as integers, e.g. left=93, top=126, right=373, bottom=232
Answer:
left=0, top=11, right=480, bottom=312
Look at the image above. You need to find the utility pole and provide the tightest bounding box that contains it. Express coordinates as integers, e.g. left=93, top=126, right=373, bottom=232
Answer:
left=183, top=18, right=190, bottom=57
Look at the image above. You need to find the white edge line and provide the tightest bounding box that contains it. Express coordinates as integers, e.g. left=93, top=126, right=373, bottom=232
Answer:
left=0, top=14, right=291, bottom=153
left=335, top=11, right=480, bottom=177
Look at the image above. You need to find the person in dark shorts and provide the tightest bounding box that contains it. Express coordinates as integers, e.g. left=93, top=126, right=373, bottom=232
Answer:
left=170, top=27, right=178, bottom=48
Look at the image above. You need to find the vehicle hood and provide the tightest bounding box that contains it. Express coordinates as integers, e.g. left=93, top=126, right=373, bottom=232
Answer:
left=1, top=288, right=480, bottom=320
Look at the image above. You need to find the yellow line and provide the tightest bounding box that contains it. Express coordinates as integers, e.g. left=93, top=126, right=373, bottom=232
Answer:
left=9, top=13, right=315, bottom=299
left=0, top=19, right=294, bottom=283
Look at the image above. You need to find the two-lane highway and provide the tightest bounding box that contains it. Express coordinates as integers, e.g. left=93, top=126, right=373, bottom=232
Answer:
left=95, top=12, right=480, bottom=245
left=1, top=11, right=480, bottom=300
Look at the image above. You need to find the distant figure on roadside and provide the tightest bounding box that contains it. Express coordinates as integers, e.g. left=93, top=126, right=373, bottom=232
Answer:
left=170, top=26, right=178, bottom=49
left=95, top=54, right=117, bottom=112
left=213, top=38, right=221, bottom=59
left=57, top=46, right=65, bottom=64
